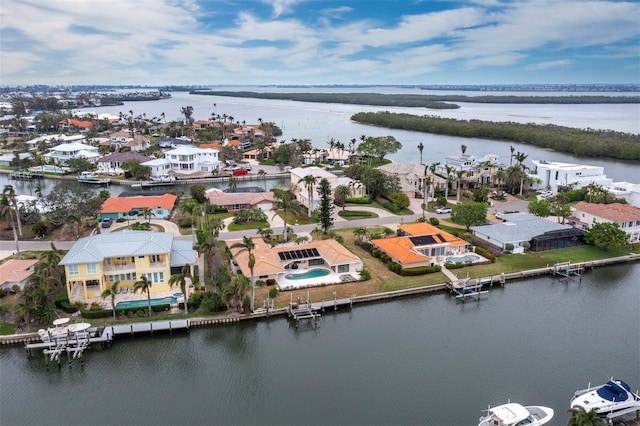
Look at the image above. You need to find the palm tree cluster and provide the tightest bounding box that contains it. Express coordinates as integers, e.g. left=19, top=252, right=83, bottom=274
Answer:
left=16, top=243, right=65, bottom=329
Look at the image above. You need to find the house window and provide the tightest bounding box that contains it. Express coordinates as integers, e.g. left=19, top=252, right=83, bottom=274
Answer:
left=309, top=258, right=324, bottom=266
left=337, top=264, right=349, bottom=273
left=68, top=264, right=79, bottom=276
left=592, top=218, right=597, bottom=224
left=151, top=254, right=161, bottom=263
left=86, top=263, right=97, bottom=274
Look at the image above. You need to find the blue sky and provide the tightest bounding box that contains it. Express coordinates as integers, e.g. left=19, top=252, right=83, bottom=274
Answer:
left=1, top=0, right=639, bottom=86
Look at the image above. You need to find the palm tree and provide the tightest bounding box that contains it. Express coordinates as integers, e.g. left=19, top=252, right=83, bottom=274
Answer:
left=334, top=184, right=351, bottom=211
left=169, top=265, right=193, bottom=314
left=257, top=169, right=267, bottom=191
left=228, top=176, right=238, bottom=190
left=101, top=281, right=120, bottom=319
left=3, top=185, right=22, bottom=237
left=230, top=236, right=255, bottom=313
left=455, top=169, right=466, bottom=202
left=515, top=151, right=528, bottom=196
left=417, top=142, right=424, bottom=165
left=142, top=207, right=154, bottom=224
left=302, top=174, right=317, bottom=217
left=566, top=408, right=606, bottom=426
left=133, top=275, right=153, bottom=317
left=460, top=144, right=467, bottom=155
left=0, top=194, right=20, bottom=259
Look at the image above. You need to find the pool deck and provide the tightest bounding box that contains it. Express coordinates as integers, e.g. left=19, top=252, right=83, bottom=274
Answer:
left=278, top=268, right=361, bottom=290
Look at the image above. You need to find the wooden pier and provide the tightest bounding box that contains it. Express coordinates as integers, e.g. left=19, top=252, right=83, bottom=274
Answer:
left=9, top=171, right=43, bottom=180
left=446, top=274, right=504, bottom=302
left=286, top=293, right=355, bottom=328
left=24, top=319, right=190, bottom=367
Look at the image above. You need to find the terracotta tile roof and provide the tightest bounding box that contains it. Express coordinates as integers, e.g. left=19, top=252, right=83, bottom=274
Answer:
left=573, top=202, right=640, bottom=222
left=99, top=194, right=177, bottom=213
left=226, top=238, right=361, bottom=278
left=199, top=143, right=222, bottom=150
left=206, top=190, right=275, bottom=207
left=371, top=237, right=429, bottom=264
left=61, top=118, right=92, bottom=128
left=227, top=140, right=242, bottom=147
left=0, top=259, right=38, bottom=286
left=371, top=222, right=469, bottom=266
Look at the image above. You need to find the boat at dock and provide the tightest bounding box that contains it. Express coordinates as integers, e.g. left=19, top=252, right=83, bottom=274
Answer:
left=76, top=171, right=110, bottom=184
left=570, top=378, right=640, bottom=419
left=478, top=403, right=554, bottom=426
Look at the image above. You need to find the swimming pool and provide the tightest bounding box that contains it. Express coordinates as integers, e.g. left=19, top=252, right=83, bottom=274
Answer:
left=116, top=297, right=177, bottom=310
left=445, top=254, right=481, bottom=264
left=284, top=269, right=330, bottom=280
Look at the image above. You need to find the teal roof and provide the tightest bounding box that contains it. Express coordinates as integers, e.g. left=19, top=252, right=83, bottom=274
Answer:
left=59, top=231, right=193, bottom=266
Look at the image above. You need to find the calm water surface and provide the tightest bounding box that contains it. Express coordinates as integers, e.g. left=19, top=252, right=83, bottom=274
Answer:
left=1, top=263, right=638, bottom=425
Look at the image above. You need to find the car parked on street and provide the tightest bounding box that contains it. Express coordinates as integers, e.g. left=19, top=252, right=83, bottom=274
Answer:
left=435, top=206, right=452, bottom=214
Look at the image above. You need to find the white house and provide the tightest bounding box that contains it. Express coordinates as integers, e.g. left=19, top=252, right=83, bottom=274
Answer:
left=142, top=158, right=172, bottom=178
left=570, top=202, right=640, bottom=243
left=528, top=160, right=612, bottom=192
left=45, top=142, right=100, bottom=165
left=290, top=166, right=366, bottom=212
left=25, top=134, right=85, bottom=150
left=97, top=152, right=153, bottom=175
left=165, top=146, right=221, bottom=175
left=606, top=181, right=640, bottom=208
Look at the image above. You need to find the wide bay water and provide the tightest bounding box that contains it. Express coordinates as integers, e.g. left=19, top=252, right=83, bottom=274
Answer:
left=1, top=263, right=638, bottom=425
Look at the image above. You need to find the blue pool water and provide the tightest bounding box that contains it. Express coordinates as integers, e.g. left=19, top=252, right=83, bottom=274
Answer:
left=285, top=269, right=330, bottom=280
left=116, top=297, right=177, bottom=310
left=445, top=254, right=480, bottom=263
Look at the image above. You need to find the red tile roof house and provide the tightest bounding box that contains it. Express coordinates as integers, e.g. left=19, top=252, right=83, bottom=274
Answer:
left=98, top=194, right=177, bottom=221
left=371, top=222, right=470, bottom=269
left=570, top=201, right=640, bottom=243
left=0, top=259, right=38, bottom=292
left=206, top=188, right=276, bottom=211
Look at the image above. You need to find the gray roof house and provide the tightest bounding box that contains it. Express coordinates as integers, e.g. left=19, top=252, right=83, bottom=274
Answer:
left=59, top=231, right=197, bottom=303
left=471, top=213, right=583, bottom=253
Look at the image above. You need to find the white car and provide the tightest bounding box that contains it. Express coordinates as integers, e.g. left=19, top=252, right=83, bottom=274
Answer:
left=539, top=190, right=553, bottom=198
left=435, top=206, right=452, bottom=214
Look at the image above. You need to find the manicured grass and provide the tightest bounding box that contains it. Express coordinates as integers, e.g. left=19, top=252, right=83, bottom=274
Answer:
left=227, top=220, right=269, bottom=232
left=451, top=245, right=636, bottom=278
left=338, top=210, right=379, bottom=220
left=0, top=323, right=17, bottom=335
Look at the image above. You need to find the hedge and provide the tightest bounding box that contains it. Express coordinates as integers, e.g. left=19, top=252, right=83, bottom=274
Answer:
left=80, top=303, right=172, bottom=319
left=400, top=265, right=442, bottom=276
left=345, top=196, right=371, bottom=204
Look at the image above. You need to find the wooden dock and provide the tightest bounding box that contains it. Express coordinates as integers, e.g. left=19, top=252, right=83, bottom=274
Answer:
left=446, top=274, right=504, bottom=301
left=286, top=294, right=354, bottom=327
left=553, top=261, right=584, bottom=281
left=10, top=171, right=43, bottom=180
left=24, top=319, right=190, bottom=367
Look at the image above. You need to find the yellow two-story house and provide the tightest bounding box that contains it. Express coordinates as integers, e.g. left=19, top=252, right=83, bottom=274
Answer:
left=59, top=231, right=196, bottom=303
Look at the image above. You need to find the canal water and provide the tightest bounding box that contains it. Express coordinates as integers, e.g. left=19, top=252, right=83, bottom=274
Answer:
left=1, top=263, right=638, bottom=425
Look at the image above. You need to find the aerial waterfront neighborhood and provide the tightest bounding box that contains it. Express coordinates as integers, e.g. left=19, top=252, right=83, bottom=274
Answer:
left=1, top=87, right=639, bottom=426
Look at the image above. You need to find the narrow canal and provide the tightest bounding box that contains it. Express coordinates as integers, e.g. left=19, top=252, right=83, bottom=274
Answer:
left=1, top=263, right=638, bottom=425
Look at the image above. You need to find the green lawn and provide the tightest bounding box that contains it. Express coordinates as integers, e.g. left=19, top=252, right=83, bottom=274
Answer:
left=338, top=210, right=379, bottom=220
left=227, top=220, right=269, bottom=232
left=454, top=245, right=635, bottom=277
left=0, top=323, right=17, bottom=336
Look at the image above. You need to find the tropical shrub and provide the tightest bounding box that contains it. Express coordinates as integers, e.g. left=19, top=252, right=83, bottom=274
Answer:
left=268, top=287, right=279, bottom=298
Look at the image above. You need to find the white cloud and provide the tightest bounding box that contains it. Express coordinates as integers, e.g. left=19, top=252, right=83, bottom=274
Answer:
left=525, top=60, right=572, bottom=71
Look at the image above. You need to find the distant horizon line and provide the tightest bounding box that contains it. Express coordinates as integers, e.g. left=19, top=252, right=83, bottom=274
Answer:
left=2, top=83, right=639, bottom=93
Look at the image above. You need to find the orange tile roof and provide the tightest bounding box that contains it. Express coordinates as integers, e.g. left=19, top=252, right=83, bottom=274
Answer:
left=61, top=118, right=92, bottom=128
left=199, top=143, right=222, bottom=150
left=226, top=238, right=361, bottom=278
left=371, top=237, right=429, bottom=264
left=0, top=259, right=38, bottom=286
left=574, top=201, right=640, bottom=222
left=227, top=140, right=242, bottom=147
left=99, top=194, right=177, bottom=213
left=399, top=222, right=467, bottom=245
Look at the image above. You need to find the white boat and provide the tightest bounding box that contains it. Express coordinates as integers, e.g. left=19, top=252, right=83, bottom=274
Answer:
left=38, top=319, right=92, bottom=342
left=478, top=403, right=554, bottom=426
left=571, top=378, right=640, bottom=417
left=77, top=171, right=110, bottom=184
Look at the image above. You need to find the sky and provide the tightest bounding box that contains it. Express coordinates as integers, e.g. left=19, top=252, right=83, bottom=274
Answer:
left=1, top=0, right=639, bottom=86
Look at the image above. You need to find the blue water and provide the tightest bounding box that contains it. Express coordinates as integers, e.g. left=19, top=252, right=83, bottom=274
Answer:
left=116, top=296, right=176, bottom=310
left=446, top=254, right=481, bottom=263
left=285, top=268, right=330, bottom=280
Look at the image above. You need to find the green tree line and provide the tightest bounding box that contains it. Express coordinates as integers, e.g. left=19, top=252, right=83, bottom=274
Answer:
left=193, top=91, right=638, bottom=108
left=351, top=112, right=640, bottom=161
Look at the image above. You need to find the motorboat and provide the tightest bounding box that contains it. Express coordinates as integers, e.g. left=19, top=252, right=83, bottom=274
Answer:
left=478, top=402, right=554, bottom=426
left=39, top=318, right=92, bottom=342
left=77, top=171, right=110, bottom=184
left=571, top=378, right=640, bottom=417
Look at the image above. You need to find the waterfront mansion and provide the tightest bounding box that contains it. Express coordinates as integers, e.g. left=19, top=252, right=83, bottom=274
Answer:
left=59, top=231, right=196, bottom=303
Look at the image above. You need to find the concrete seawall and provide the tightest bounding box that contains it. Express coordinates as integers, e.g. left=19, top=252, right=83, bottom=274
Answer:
left=2, top=253, right=638, bottom=346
